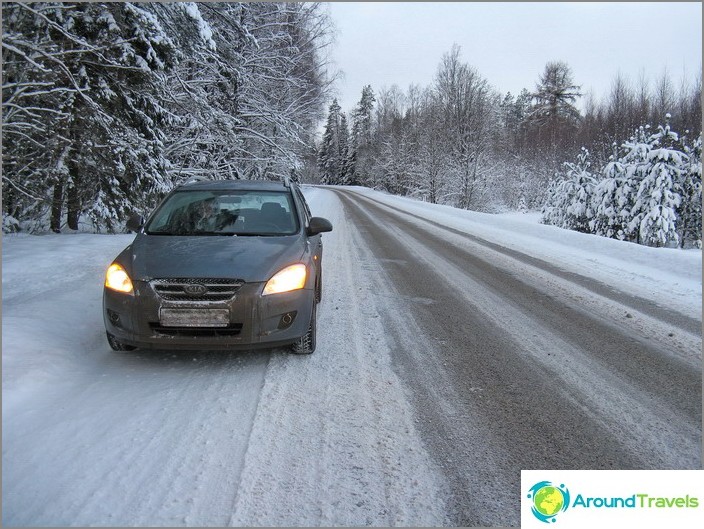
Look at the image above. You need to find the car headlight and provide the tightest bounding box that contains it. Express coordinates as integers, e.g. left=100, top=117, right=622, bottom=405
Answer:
left=105, top=263, right=134, bottom=295
left=263, top=263, right=307, bottom=295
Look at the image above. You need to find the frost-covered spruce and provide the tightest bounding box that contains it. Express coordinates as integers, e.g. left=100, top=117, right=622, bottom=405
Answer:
left=344, top=85, right=376, bottom=186
left=677, top=135, right=702, bottom=248
left=541, top=148, right=596, bottom=233
left=613, top=128, right=646, bottom=241
left=517, top=195, right=528, bottom=213
left=318, top=100, right=346, bottom=185
left=590, top=144, right=627, bottom=239
left=629, top=116, right=684, bottom=247
left=2, top=2, right=182, bottom=232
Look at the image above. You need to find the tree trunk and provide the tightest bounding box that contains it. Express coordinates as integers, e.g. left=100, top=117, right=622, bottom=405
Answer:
left=67, top=183, right=80, bottom=231
left=50, top=181, right=64, bottom=233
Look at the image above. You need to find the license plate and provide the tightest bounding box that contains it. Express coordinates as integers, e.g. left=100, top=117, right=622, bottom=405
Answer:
left=160, top=308, right=230, bottom=328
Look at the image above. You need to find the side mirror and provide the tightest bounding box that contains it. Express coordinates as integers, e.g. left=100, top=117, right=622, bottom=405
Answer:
left=307, top=217, right=333, bottom=236
left=126, top=213, right=144, bottom=233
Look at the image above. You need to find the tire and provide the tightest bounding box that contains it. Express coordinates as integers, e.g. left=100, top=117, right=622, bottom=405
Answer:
left=290, top=303, right=316, bottom=355
left=106, top=332, right=137, bottom=351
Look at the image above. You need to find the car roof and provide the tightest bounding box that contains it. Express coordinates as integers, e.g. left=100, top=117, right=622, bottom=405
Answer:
left=177, top=179, right=291, bottom=192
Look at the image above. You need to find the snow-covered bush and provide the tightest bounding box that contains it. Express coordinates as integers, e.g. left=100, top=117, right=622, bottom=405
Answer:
left=590, top=144, right=629, bottom=239
left=629, top=119, right=683, bottom=247
left=543, top=118, right=701, bottom=249
left=677, top=135, right=702, bottom=248
left=541, top=148, right=596, bottom=232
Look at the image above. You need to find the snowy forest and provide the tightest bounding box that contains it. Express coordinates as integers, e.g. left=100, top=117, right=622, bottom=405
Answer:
left=2, top=2, right=335, bottom=232
left=2, top=3, right=702, bottom=248
left=318, top=48, right=702, bottom=248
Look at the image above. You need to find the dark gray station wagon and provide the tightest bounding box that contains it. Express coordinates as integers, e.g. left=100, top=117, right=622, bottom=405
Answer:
left=103, top=178, right=332, bottom=354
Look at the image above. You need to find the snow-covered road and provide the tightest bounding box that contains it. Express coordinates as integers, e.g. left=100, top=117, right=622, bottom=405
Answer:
left=2, top=186, right=701, bottom=526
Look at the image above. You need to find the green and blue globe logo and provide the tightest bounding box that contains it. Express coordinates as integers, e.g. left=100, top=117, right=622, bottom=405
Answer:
left=527, top=481, right=571, bottom=523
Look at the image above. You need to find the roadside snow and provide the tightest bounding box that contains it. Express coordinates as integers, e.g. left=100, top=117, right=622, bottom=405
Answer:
left=2, top=234, right=135, bottom=412
left=346, top=187, right=701, bottom=320
left=1, top=188, right=448, bottom=526
left=2, top=185, right=700, bottom=526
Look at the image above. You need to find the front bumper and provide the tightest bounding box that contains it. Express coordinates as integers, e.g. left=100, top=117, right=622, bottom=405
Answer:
left=103, top=279, right=314, bottom=350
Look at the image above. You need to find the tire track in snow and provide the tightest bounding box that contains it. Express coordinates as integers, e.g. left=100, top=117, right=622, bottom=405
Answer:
left=342, top=189, right=701, bottom=368
left=228, top=189, right=449, bottom=527
left=113, top=354, right=270, bottom=527
left=347, top=190, right=700, bottom=334
left=3, top=352, right=270, bottom=527
left=334, top=189, right=701, bottom=526
left=2, top=276, right=270, bottom=526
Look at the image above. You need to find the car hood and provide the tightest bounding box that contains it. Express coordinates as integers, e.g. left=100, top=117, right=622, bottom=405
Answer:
left=128, top=234, right=306, bottom=283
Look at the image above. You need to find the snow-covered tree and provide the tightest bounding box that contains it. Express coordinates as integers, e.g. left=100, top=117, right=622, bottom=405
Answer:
left=499, top=88, right=532, bottom=154
left=378, top=128, right=419, bottom=197
left=610, top=125, right=655, bottom=241
left=435, top=45, right=495, bottom=210
left=2, top=2, right=179, bottom=232
left=345, top=85, right=376, bottom=186
left=629, top=116, right=684, bottom=247
left=338, top=113, right=350, bottom=183
left=546, top=118, right=699, bottom=248
left=3, top=2, right=335, bottom=232
left=528, top=61, right=582, bottom=151
left=165, top=2, right=333, bottom=183
left=352, top=85, right=376, bottom=147
left=318, top=99, right=345, bottom=184
left=541, top=148, right=596, bottom=232
left=590, top=144, right=629, bottom=239
left=416, top=88, right=449, bottom=204
left=677, top=135, right=702, bottom=248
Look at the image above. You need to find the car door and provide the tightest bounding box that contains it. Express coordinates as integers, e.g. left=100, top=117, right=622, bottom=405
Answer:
left=294, top=187, right=323, bottom=296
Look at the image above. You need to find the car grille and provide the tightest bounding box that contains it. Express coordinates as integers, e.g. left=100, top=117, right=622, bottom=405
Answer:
left=151, top=278, right=244, bottom=302
left=149, top=323, right=243, bottom=337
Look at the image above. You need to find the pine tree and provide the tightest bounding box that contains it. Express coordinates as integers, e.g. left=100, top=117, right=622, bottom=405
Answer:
left=2, top=2, right=180, bottom=232
left=676, top=134, right=702, bottom=248
left=629, top=116, right=683, bottom=247
left=352, top=85, right=376, bottom=147
left=612, top=125, right=654, bottom=242
left=500, top=89, right=532, bottom=154
left=541, top=148, right=596, bottom=232
left=346, top=85, right=376, bottom=186
left=590, top=144, right=628, bottom=239
left=338, top=113, right=350, bottom=184
left=528, top=61, right=582, bottom=151
left=341, top=145, right=357, bottom=186
left=317, top=99, right=343, bottom=184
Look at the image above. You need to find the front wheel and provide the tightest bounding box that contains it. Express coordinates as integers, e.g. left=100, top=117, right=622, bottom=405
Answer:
left=290, top=303, right=316, bottom=355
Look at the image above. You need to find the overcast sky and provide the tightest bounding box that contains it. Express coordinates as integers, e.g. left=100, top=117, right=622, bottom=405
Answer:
left=326, top=2, right=702, bottom=115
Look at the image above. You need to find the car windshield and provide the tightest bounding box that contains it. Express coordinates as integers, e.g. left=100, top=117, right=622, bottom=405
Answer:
left=145, top=190, right=299, bottom=236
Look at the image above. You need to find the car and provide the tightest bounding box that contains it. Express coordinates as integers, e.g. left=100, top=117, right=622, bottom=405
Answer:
left=103, top=177, right=332, bottom=354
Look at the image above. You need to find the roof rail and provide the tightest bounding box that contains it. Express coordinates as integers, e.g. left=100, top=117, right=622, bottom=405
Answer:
left=283, top=175, right=292, bottom=188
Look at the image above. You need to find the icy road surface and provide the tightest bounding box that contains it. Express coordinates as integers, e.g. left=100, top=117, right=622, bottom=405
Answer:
left=2, top=186, right=701, bottom=527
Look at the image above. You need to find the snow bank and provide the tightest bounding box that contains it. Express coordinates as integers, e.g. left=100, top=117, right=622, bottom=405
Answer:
left=345, top=186, right=701, bottom=319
